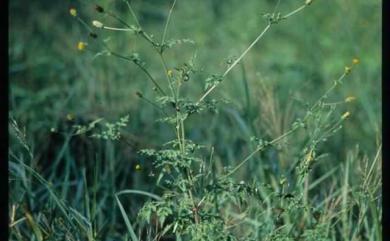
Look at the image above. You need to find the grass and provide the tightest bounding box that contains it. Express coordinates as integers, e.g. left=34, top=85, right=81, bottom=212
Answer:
left=9, top=0, right=381, bottom=240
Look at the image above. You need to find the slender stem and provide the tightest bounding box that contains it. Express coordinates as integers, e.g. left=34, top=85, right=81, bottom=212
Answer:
left=107, top=11, right=132, bottom=29
left=159, top=54, right=176, bottom=98
left=109, top=52, right=167, bottom=96
left=196, top=3, right=309, bottom=105
left=196, top=24, right=271, bottom=105
left=124, top=0, right=141, bottom=28
left=76, top=17, right=93, bottom=32
left=224, top=127, right=298, bottom=177
left=223, top=24, right=271, bottom=78
left=103, top=26, right=134, bottom=32
left=161, top=0, right=177, bottom=45
left=224, top=69, right=349, bottom=177
left=158, top=53, right=185, bottom=153
left=282, top=4, right=306, bottom=19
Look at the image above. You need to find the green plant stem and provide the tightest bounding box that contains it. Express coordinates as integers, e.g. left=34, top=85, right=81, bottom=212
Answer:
left=196, top=3, right=308, bottom=105
left=225, top=127, right=299, bottom=177
left=109, top=51, right=167, bottom=96
left=161, top=0, right=177, bottom=46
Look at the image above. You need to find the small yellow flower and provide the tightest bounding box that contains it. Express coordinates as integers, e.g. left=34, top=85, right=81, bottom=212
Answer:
left=135, top=164, right=142, bottom=171
left=341, top=111, right=351, bottom=120
left=70, top=8, right=77, bottom=17
left=344, top=66, right=352, bottom=75
left=77, top=41, right=87, bottom=51
left=345, top=96, right=356, bottom=103
left=305, top=149, right=314, bottom=164
left=352, top=58, right=360, bottom=65
left=167, top=69, right=173, bottom=77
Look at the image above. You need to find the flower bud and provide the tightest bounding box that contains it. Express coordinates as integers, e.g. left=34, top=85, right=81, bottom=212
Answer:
left=69, top=8, right=77, bottom=17
left=92, top=20, right=104, bottom=28
left=341, top=112, right=351, bottom=120
left=345, top=96, right=356, bottom=103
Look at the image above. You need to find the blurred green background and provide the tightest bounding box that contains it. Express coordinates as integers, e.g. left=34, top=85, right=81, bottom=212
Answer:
left=9, top=0, right=381, bottom=162
left=9, top=0, right=381, bottom=238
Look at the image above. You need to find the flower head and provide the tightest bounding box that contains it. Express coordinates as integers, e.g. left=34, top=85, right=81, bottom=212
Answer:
left=341, top=111, right=351, bottom=120
left=344, top=66, right=352, bottom=75
left=305, top=0, right=314, bottom=5
left=167, top=69, right=173, bottom=77
left=77, top=41, right=87, bottom=51
left=352, top=58, right=360, bottom=65
left=69, top=8, right=77, bottom=17
left=92, top=20, right=104, bottom=28
left=135, top=164, right=142, bottom=171
left=345, top=96, right=356, bottom=103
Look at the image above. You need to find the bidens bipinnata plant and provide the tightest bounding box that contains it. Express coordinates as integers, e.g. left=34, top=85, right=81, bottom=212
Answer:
left=68, top=1, right=368, bottom=241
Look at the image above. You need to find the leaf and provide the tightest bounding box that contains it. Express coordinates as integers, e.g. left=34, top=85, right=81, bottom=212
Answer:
left=115, top=194, right=139, bottom=241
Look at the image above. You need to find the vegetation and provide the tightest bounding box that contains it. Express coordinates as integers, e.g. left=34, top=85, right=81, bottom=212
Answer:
left=9, top=0, right=381, bottom=240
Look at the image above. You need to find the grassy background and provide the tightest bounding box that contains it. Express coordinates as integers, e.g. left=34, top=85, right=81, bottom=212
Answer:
left=9, top=0, right=381, bottom=240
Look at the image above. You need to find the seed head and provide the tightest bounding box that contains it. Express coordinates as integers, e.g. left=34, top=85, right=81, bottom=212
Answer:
left=345, top=96, right=356, bottom=103
left=92, top=20, right=104, bottom=28
left=341, top=111, right=351, bottom=120
left=69, top=8, right=77, bottom=17
left=344, top=66, right=352, bottom=75
left=305, top=0, right=313, bottom=5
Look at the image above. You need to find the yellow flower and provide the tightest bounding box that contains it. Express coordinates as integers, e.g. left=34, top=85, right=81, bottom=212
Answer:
left=135, top=164, right=142, bottom=171
left=352, top=58, right=360, bottom=65
left=167, top=69, right=173, bottom=77
left=344, top=66, right=352, bottom=75
left=341, top=111, right=351, bottom=120
left=70, top=8, right=77, bottom=17
left=305, top=149, right=314, bottom=164
left=345, top=96, right=356, bottom=103
left=77, top=41, right=87, bottom=51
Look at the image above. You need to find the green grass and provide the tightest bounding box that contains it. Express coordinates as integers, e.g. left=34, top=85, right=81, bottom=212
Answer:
left=9, top=0, right=381, bottom=240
